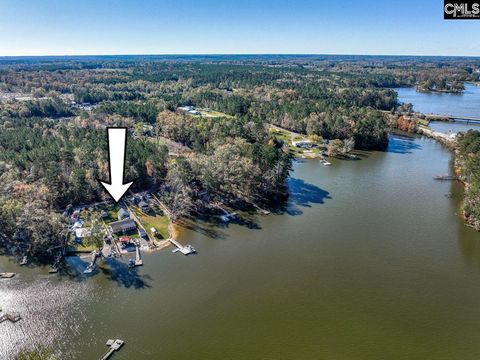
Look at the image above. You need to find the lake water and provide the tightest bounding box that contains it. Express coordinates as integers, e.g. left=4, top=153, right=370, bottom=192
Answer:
left=428, top=120, right=480, bottom=134
left=396, top=83, right=480, bottom=119
left=2, top=130, right=480, bottom=359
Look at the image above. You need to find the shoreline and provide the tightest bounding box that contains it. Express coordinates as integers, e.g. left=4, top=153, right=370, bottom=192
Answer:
left=2, top=119, right=477, bottom=268
left=413, top=118, right=480, bottom=231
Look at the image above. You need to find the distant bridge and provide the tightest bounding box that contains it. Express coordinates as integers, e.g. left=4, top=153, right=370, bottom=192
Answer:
left=423, top=113, right=480, bottom=124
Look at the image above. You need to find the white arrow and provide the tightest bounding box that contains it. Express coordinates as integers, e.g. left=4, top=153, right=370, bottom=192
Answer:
left=98, top=127, right=135, bottom=202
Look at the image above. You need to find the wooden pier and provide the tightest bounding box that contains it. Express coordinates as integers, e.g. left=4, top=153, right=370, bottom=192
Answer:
left=84, top=250, right=99, bottom=274
left=100, top=339, right=124, bottom=360
left=169, top=239, right=196, bottom=255
left=134, top=241, right=143, bottom=266
left=213, top=202, right=236, bottom=222
left=49, top=252, right=62, bottom=274
left=253, top=204, right=270, bottom=215
left=434, top=175, right=458, bottom=181
left=0, top=272, right=16, bottom=279
left=0, top=312, right=21, bottom=324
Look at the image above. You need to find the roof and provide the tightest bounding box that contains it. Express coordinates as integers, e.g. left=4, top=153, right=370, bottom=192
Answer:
left=117, top=208, right=129, bottom=219
left=72, top=220, right=84, bottom=228
left=74, top=228, right=91, bottom=238
left=109, top=218, right=136, bottom=233
left=292, top=139, right=314, bottom=145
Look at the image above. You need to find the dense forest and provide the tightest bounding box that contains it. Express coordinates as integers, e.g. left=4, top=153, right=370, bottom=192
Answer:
left=456, top=130, right=480, bottom=231
left=1, top=55, right=479, bottom=255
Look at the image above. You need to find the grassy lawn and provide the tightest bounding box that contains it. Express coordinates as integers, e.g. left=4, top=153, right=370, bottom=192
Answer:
left=103, top=204, right=121, bottom=223
left=66, top=232, right=99, bottom=253
left=127, top=231, right=140, bottom=239
left=67, top=207, right=107, bottom=253
left=198, top=108, right=233, bottom=118
left=270, top=129, right=290, bottom=142
left=135, top=209, right=169, bottom=239
left=270, top=128, right=323, bottom=158
left=67, top=242, right=99, bottom=253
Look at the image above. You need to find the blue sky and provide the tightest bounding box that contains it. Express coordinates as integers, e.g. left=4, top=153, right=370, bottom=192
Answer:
left=0, top=0, right=479, bottom=56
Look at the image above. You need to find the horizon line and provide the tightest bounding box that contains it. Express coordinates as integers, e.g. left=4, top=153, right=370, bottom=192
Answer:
left=0, top=52, right=479, bottom=59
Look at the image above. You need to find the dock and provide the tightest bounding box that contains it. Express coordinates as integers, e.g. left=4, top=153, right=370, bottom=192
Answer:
left=253, top=204, right=270, bottom=215
left=434, top=175, right=458, bottom=181
left=0, top=272, right=16, bottom=279
left=84, top=250, right=99, bottom=274
left=214, top=202, right=237, bottom=222
left=100, top=339, right=124, bottom=360
left=0, top=312, right=21, bottom=324
left=169, top=239, right=196, bottom=255
left=49, top=253, right=62, bottom=274
left=134, top=241, right=143, bottom=266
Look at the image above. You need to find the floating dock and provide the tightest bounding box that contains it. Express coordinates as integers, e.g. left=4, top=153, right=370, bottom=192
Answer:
left=169, top=239, right=196, bottom=255
left=100, top=339, right=124, bottom=360
left=0, top=272, right=16, bottom=279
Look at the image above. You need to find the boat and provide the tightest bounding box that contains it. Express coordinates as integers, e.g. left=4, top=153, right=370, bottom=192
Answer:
left=220, top=213, right=236, bottom=222
left=83, top=264, right=96, bottom=274
left=185, top=245, right=196, bottom=254
left=323, top=161, right=332, bottom=166
left=20, top=256, right=28, bottom=266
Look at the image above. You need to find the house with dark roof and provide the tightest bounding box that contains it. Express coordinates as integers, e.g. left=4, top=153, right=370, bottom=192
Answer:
left=109, top=218, right=136, bottom=234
